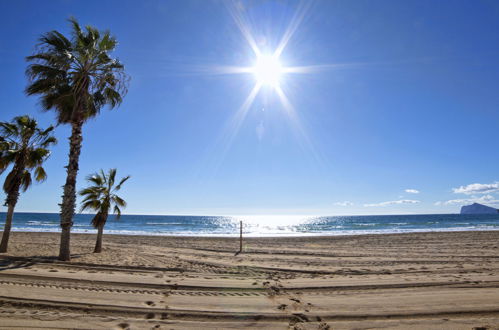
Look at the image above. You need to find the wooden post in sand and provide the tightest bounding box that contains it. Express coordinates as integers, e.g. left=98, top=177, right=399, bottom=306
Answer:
left=239, top=221, right=243, bottom=252
left=236, top=220, right=243, bottom=256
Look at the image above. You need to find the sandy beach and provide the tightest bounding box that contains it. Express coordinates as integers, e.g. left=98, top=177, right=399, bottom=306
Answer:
left=0, top=231, right=498, bottom=329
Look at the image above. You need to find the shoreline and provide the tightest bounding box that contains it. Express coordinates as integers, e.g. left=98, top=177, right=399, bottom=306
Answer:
left=4, top=212, right=499, bottom=240
left=3, top=228, right=499, bottom=244
left=5, top=227, right=499, bottom=238
left=1, top=231, right=499, bottom=329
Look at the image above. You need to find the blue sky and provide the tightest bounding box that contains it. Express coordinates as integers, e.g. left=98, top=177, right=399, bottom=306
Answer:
left=1, top=0, right=499, bottom=215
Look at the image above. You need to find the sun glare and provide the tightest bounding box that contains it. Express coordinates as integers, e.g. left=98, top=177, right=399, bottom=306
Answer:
left=204, top=2, right=323, bottom=163
left=252, top=54, right=282, bottom=88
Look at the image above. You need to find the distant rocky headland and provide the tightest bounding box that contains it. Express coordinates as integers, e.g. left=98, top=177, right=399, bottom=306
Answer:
left=460, top=203, right=499, bottom=214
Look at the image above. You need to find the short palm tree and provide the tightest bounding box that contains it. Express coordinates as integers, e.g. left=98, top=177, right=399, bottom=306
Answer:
left=25, top=17, right=129, bottom=260
left=79, top=168, right=130, bottom=253
left=0, top=116, right=57, bottom=252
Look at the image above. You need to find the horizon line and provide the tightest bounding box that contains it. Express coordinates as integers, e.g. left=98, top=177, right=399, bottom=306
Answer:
left=2, top=210, right=460, bottom=217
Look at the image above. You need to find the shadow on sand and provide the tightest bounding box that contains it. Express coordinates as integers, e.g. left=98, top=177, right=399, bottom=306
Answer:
left=0, top=254, right=88, bottom=271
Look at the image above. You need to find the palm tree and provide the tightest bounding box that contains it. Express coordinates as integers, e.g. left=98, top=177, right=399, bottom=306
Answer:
left=0, top=116, right=57, bottom=252
left=25, top=17, right=129, bottom=261
left=79, top=168, right=130, bottom=253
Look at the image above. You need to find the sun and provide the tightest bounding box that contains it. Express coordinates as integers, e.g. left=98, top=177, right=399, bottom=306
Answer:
left=251, top=54, right=283, bottom=88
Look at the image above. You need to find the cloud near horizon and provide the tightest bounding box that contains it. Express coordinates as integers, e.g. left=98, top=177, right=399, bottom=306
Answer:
left=334, top=201, right=354, bottom=206
left=435, top=194, right=499, bottom=206
left=405, top=189, right=419, bottom=194
left=452, top=182, right=499, bottom=195
left=364, top=200, right=420, bottom=207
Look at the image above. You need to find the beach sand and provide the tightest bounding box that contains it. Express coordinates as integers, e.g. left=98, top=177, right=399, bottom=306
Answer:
left=0, top=231, right=498, bottom=329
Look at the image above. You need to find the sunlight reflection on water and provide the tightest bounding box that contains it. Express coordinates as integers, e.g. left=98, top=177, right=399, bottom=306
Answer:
left=3, top=213, right=499, bottom=237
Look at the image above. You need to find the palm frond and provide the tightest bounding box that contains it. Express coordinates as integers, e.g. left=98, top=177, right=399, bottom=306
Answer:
left=34, top=166, right=47, bottom=182
left=86, top=173, right=104, bottom=186
left=80, top=199, right=101, bottom=213
left=38, top=30, right=72, bottom=55
left=20, top=170, right=32, bottom=192
left=26, top=148, right=50, bottom=168
left=2, top=171, right=16, bottom=194
left=39, top=136, right=57, bottom=148
left=111, top=195, right=127, bottom=208
left=79, top=186, right=103, bottom=196
left=113, top=205, right=122, bottom=219
left=0, top=122, right=19, bottom=138
left=115, top=175, right=130, bottom=191
left=39, top=125, right=55, bottom=136
left=0, top=147, right=17, bottom=174
left=108, top=168, right=116, bottom=188
left=68, top=17, right=83, bottom=40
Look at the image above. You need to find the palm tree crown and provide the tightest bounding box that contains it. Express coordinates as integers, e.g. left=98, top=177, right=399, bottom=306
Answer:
left=80, top=168, right=130, bottom=228
left=0, top=116, right=57, bottom=199
left=0, top=115, right=56, bottom=252
left=25, top=17, right=129, bottom=124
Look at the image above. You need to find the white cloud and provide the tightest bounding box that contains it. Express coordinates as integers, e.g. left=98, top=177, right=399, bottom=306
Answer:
left=435, top=194, right=499, bottom=206
left=452, top=182, right=499, bottom=195
left=334, top=201, right=354, bottom=206
left=364, top=200, right=420, bottom=207
left=405, top=189, right=419, bottom=194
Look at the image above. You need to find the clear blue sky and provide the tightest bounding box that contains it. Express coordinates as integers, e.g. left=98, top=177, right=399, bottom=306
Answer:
left=1, top=0, right=499, bottom=215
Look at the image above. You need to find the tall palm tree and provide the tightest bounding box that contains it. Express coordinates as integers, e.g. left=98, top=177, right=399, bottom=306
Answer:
left=0, top=116, right=57, bottom=252
left=25, top=17, right=129, bottom=260
left=79, top=168, right=130, bottom=253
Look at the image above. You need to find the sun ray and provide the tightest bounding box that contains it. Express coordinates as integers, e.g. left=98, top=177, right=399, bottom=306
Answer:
left=226, top=2, right=261, bottom=57
left=274, top=1, right=313, bottom=57
left=193, top=82, right=262, bottom=186
left=211, top=82, right=262, bottom=171
left=283, top=62, right=380, bottom=74
left=191, top=65, right=253, bottom=76
left=275, top=85, right=325, bottom=166
left=225, top=82, right=262, bottom=150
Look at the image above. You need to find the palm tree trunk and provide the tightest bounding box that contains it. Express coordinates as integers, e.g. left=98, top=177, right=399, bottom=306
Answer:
left=94, top=224, right=104, bottom=253
left=0, top=203, right=16, bottom=253
left=0, top=163, right=23, bottom=253
left=59, top=121, right=83, bottom=261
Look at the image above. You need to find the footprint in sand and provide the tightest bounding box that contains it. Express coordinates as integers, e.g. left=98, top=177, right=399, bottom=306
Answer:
left=116, top=322, right=130, bottom=330
left=318, top=322, right=331, bottom=329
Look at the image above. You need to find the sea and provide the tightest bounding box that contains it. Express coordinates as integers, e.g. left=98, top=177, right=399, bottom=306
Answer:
left=1, top=212, right=499, bottom=237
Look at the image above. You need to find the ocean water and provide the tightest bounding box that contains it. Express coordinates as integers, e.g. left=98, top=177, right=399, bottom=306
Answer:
left=1, top=212, right=499, bottom=237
